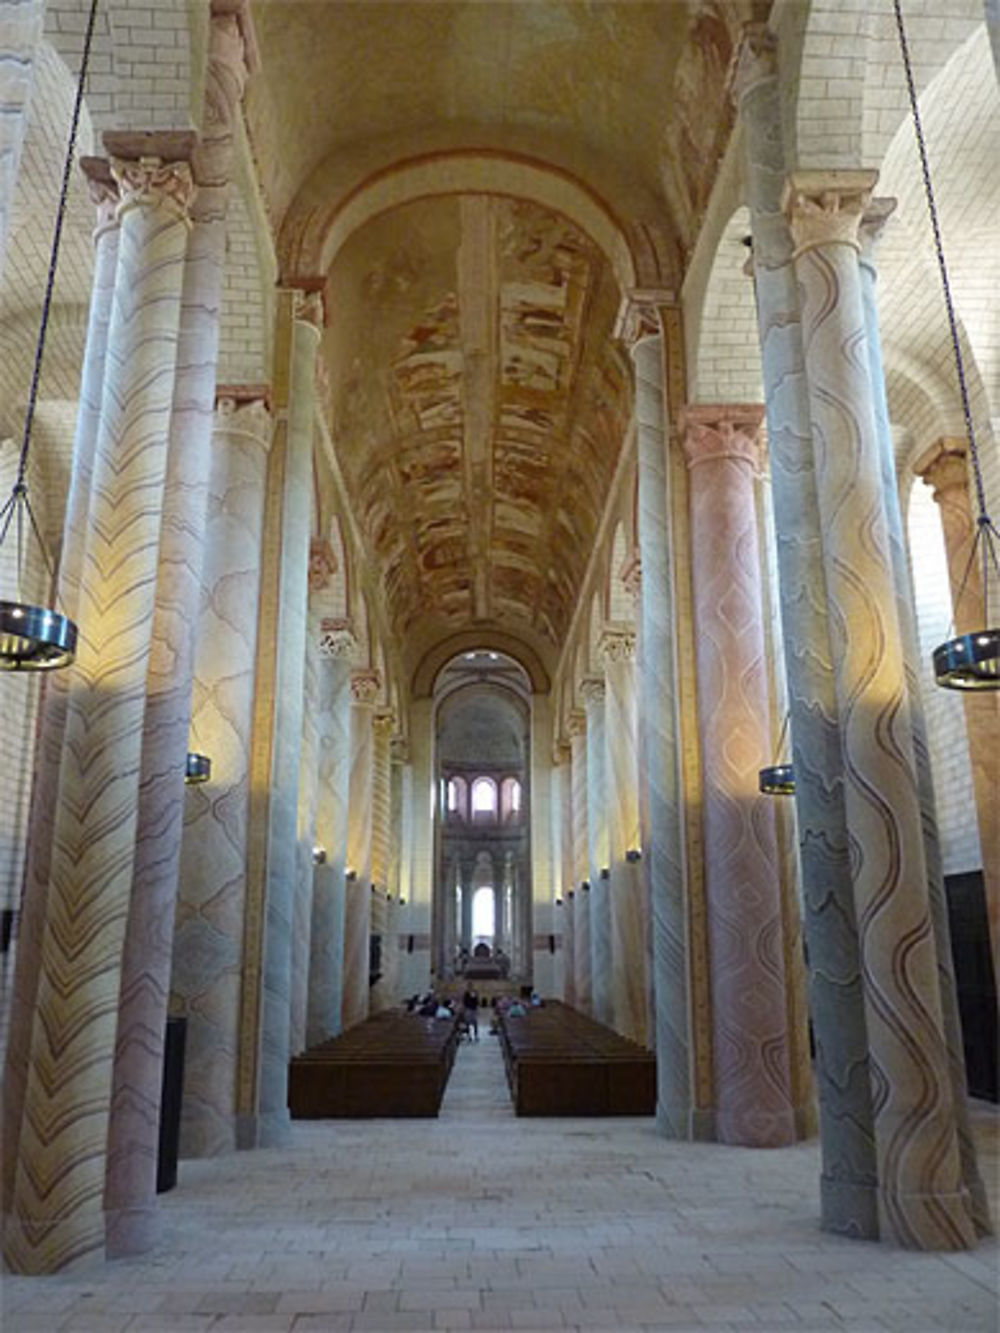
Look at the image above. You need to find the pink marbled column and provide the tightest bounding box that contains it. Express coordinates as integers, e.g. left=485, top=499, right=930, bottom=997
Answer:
left=681, top=404, right=795, bottom=1148
left=343, top=671, right=378, bottom=1029
left=172, top=393, right=270, bottom=1159
left=568, top=711, right=591, bottom=1015
left=4, top=153, right=194, bottom=1274
left=369, top=711, right=394, bottom=1013
left=290, top=604, right=322, bottom=1056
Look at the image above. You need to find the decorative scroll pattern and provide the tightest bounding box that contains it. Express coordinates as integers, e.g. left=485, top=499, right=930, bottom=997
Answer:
left=343, top=684, right=376, bottom=1029
left=583, top=686, right=612, bottom=1025
left=569, top=724, right=592, bottom=1015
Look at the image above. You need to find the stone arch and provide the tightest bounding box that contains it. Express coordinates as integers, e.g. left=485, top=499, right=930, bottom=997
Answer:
left=412, top=630, right=550, bottom=698
left=689, top=204, right=762, bottom=407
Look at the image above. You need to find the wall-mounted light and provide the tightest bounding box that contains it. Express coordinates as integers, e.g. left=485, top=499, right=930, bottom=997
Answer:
left=581, top=880, right=590, bottom=893
left=555, top=896, right=563, bottom=908
left=185, top=752, right=211, bottom=785
left=399, top=897, right=406, bottom=907
left=312, top=846, right=327, bottom=865
left=345, top=868, right=357, bottom=882
left=626, top=848, right=642, bottom=863
left=567, top=890, right=575, bottom=901
left=599, top=867, right=610, bottom=881
left=759, top=764, right=795, bottom=796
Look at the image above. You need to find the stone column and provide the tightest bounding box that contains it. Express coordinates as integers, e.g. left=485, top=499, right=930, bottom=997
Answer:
left=622, top=307, right=691, bottom=1136
left=306, top=620, right=355, bottom=1047
left=384, top=735, right=407, bottom=1001
left=460, top=862, right=473, bottom=950
left=914, top=439, right=1000, bottom=964
left=581, top=680, right=611, bottom=1024
left=290, top=600, right=322, bottom=1057
left=343, top=670, right=378, bottom=1028
left=3, top=150, right=194, bottom=1274
left=734, top=27, right=877, bottom=1235
left=601, top=630, right=645, bottom=1043
left=236, top=284, right=321, bottom=1149
left=369, top=710, right=394, bottom=1012
left=2, top=160, right=120, bottom=1229
left=861, top=207, right=991, bottom=1235
left=681, top=404, right=796, bottom=1147
left=0, top=0, right=42, bottom=281
left=568, top=711, right=591, bottom=1014
left=786, top=169, right=980, bottom=1249
left=172, top=392, right=270, bottom=1160
left=554, top=746, right=576, bottom=1005
left=107, top=13, right=258, bottom=1245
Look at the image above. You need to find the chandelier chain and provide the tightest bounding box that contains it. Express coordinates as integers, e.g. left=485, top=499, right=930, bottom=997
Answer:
left=892, top=0, right=989, bottom=523
left=15, top=0, right=100, bottom=491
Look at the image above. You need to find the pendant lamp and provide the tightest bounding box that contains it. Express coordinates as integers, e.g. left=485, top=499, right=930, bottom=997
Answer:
left=0, top=0, right=99, bottom=671
left=895, top=0, right=999, bottom=690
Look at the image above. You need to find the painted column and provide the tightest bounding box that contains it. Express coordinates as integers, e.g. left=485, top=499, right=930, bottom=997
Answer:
left=306, top=620, right=355, bottom=1047
left=385, top=735, right=407, bottom=1002
left=582, top=680, right=611, bottom=1024
left=172, top=392, right=270, bottom=1159
left=914, top=438, right=1000, bottom=962
left=568, top=711, right=591, bottom=1014
left=623, top=312, right=691, bottom=1137
left=734, top=27, right=877, bottom=1235
left=369, top=710, right=394, bottom=1011
left=601, top=630, right=645, bottom=1043
left=343, top=670, right=378, bottom=1029
left=406, top=698, right=434, bottom=991
left=2, top=160, right=120, bottom=1228
left=460, top=862, right=473, bottom=950
left=681, top=404, right=795, bottom=1147
left=0, top=0, right=42, bottom=282
left=290, top=605, right=321, bottom=1056
left=860, top=213, right=992, bottom=1236
left=237, top=285, right=320, bottom=1149
left=786, top=168, right=980, bottom=1249
left=3, top=151, right=194, bottom=1274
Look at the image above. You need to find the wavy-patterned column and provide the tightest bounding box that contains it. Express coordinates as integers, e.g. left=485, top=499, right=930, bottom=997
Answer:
left=306, top=620, right=354, bottom=1046
left=172, top=392, right=270, bottom=1159
left=582, top=680, right=611, bottom=1024
left=2, top=160, right=120, bottom=1231
left=291, top=603, right=321, bottom=1056
left=369, top=710, right=394, bottom=1012
left=623, top=313, right=691, bottom=1137
left=384, top=735, right=407, bottom=1002
left=786, top=169, right=978, bottom=1249
left=601, top=630, right=645, bottom=1043
left=860, top=215, right=991, bottom=1237
left=237, top=286, right=320, bottom=1149
left=343, top=671, right=378, bottom=1029
left=734, top=27, right=876, bottom=1235
left=681, top=404, right=795, bottom=1147
left=3, top=153, right=194, bottom=1274
left=568, top=711, right=591, bottom=1014
left=550, top=748, right=571, bottom=1001
left=0, top=0, right=42, bottom=281
left=104, top=12, right=257, bottom=1253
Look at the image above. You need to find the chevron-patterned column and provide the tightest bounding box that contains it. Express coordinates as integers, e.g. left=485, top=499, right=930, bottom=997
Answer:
left=104, top=9, right=257, bottom=1256
left=3, top=151, right=194, bottom=1274
left=306, top=620, right=355, bottom=1047
left=369, top=709, right=394, bottom=1013
left=343, top=671, right=378, bottom=1029
left=859, top=209, right=991, bottom=1238
left=291, top=604, right=321, bottom=1057
left=601, top=629, right=645, bottom=1044
left=786, top=169, right=979, bottom=1249
left=554, top=746, right=575, bottom=1005
left=2, top=160, right=120, bottom=1228
left=567, top=711, right=591, bottom=1015
left=624, top=313, right=691, bottom=1137
left=681, top=404, right=796, bottom=1148
left=236, top=285, right=320, bottom=1149
left=171, top=392, right=270, bottom=1159
left=582, top=680, right=611, bottom=1025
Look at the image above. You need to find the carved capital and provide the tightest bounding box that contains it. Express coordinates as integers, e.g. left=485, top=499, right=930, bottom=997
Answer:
left=598, top=629, right=636, bottom=664
left=680, top=403, right=765, bottom=471
left=782, top=169, right=879, bottom=257
left=858, top=197, right=898, bottom=266
left=580, top=677, right=606, bottom=707
left=350, top=670, right=381, bottom=705
left=566, top=708, right=587, bottom=739
left=551, top=740, right=571, bottom=767
left=308, top=538, right=338, bottom=593
left=80, top=156, right=119, bottom=238
left=111, top=154, right=196, bottom=224
left=319, top=618, right=358, bottom=659
left=731, top=22, right=777, bottom=105
left=614, top=288, right=675, bottom=350
left=285, top=276, right=327, bottom=330
left=390, top=735, right=410, bottom=764
left=620, top=553, right=641, bottom=601
left=373, top=710, right=396, bottom=739
left=913, top=437, right=971, bottom=501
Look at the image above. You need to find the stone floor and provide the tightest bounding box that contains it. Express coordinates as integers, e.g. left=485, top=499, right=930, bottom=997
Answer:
left=3, top=1034, right=998, bottom=1333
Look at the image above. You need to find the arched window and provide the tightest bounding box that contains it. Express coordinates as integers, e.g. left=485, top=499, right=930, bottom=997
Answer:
left=472, top=885, right=495, bottom=942
left=500, top=777, right=521, bottom=821
left=471, top=776, right=497, bottom=820
left=446, top=776, right=467, bottom=820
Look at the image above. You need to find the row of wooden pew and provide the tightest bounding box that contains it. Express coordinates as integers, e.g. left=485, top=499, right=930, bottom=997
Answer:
left=288, top=1009, right=461, bottom=1118
left=497, top=1000, right=656, bottom=1116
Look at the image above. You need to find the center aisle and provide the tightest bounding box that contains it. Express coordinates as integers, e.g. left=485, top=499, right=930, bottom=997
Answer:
left=439, top=1023, right=514, bottom=1120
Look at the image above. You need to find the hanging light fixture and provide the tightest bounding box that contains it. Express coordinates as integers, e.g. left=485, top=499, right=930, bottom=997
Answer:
left=894, top=0, right=999, bottom=690
left=184, top=752, right=211, bottom=785
left=759, top=712, right=795, bottom=796
left=0, top=0, right=99, bottom=671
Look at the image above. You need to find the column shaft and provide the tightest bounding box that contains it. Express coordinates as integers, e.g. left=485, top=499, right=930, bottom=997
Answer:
left=369, top=712, right=393, bottom=1012
left=568, top=719, right=591, bottom=1014
left=290, top=614, right=321, bottom=1055
left=343, top=673, right=378, bottom=1028
left=583, top=682, right=611, bottom=1024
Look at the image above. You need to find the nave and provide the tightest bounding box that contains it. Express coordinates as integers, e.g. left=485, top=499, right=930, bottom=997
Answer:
left=3, top=1037, right=997, bottom=1333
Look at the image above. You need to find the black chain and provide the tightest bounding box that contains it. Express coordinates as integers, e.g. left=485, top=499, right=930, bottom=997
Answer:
left=14, top=0, right=100, bottom=490
left=892, top=0, right=990, bottom=523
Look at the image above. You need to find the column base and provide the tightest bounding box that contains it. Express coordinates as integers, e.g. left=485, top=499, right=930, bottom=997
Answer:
left=655, top=1102, right=703, bottom=1140
left=105, top=1204, right=160, bottom=1259
left=2, top=1210, right=104, bottom=1275
left=716, top=1105, right=798, bottom=1148
left=819, top=1173, right=880, bottom=1241
left=235, top=1108, right=292, bottom=1150
left=877, top=1184, right=980, bottom=1251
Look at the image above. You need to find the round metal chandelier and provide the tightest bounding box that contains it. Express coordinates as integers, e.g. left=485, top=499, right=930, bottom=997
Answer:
left=895, top=0, right=999, bottom=690
left=759, top=713, right=795, bottom=796
left=0, top=0, right=99, bottom=671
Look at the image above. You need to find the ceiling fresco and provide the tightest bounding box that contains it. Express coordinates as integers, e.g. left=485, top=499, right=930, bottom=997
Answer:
left=324, top=194, right=629, bottom=658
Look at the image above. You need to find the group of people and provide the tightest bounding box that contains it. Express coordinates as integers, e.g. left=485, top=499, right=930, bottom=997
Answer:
left=404, top=986, right=544, bottom=1038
